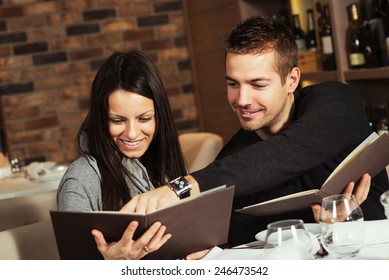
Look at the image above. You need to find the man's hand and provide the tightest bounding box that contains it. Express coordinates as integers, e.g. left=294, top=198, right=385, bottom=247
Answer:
left=311, top=173, right=371, bottom=222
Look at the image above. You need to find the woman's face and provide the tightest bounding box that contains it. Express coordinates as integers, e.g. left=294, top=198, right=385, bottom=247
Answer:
left=108, top=89, right=156, bottom=159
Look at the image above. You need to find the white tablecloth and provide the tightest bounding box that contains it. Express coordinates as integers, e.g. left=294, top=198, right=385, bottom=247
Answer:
left=204, top=219, right=389, bottom=260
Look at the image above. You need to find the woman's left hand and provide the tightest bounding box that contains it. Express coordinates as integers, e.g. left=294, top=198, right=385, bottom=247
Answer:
left=91, top=221, right=171, bottom=260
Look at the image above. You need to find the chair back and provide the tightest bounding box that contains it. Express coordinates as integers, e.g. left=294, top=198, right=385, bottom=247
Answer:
left=179, top=132, right=223, bottom=172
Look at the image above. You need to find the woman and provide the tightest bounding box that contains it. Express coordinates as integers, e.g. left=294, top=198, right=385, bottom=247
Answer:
left=57, top=50, right=188, bottom=259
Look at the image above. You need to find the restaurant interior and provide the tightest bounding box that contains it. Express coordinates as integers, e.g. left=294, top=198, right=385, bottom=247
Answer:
left=0, top=0, right=389, bottom=260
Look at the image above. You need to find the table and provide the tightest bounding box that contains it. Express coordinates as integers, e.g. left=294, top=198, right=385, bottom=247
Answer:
left=0, top=173, right=64, bottom=231
left=0, top=176, right=62, bottom=200
left=203, top=219, right=389, bottom=260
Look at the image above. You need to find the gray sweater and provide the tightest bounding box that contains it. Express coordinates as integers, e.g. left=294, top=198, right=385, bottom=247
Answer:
left=57, top=155, right=154, bottom=211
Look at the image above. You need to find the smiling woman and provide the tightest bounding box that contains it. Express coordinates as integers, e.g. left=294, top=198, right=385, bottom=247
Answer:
left=55, top=49, right=188, bottom=260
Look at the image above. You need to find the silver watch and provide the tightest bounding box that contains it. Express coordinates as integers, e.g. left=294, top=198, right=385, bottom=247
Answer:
left=168, top=176, right=192, bottom=199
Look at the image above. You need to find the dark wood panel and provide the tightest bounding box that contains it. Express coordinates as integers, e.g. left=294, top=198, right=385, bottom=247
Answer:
left=185, top=3, right=241, bottom=54
left=184, top=0, right=236, bottom=15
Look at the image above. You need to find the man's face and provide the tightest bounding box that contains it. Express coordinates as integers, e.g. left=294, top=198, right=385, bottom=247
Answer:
left=226, top=51, right=294, bottom=135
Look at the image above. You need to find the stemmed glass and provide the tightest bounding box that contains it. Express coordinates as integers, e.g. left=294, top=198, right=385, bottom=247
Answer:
left=319, top=194, right=365, bottom=259
left=263, top=219, right=314, bottom=259
left=380, top=190, right=389, bottom=219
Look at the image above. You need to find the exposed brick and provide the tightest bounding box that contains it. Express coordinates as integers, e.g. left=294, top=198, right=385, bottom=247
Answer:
left=9, top=130, right=43, bottom=144
left=0, top=6, right=24, bottom=18
left=66, top=23, right=100, bottom=36
left=25, top=2, right=61, bottom=16
left=0, top=21, right=6, bottom=31
left=50, top=36, right=84, bottom=50
left=28, top=27, right=65, bottom=41
left=141, top=38, right=172, bottom=51
left=27, top=140, right=62, bottom=154
left=83, top=8, right=116, bottom=21
left=3, top=121, right=25, bottom=133
left=0, top=56, right=31, bottom=68
left=33, top=52, right=67, bottom=66
left=166, top=86, right=180, bottom=96
left=8, top=16, right=46, bottom=31
left=4, top=106, right=40, bottom=119
left=64, top=0, right=98, bottom=11
left=34, top=76, right=70, bottom=91
left=69, top=47, right=103, bottom=61
left=0, top=32, right=27, bottom=44
left=138, top=14, right=169, bottom=27
left=101, top=19, right=136, bottom=31
left=78, top=98, right=90, bottom=110
left=0, top=81, right=34, bottom=95
left=0, top=46, right=11, bottom=57
left=123, top=29, right=154, bottom=41
left=154, top=1, right=181, bottom=12
left=182, top=83, right=194, bottom=94
left=47, top=11, right=82, bottom=26
left=178, top=59, right=190, bottom=71
left=20, top=65, right=53, bottom=80
left=172, top=108, right=183, bottom=119
left=60, top=86, right=89, bottom=99
left=8, top=0, right=36, bottom=5
left=86, top=32, right=121, bottom=47
left=118, top=3, right=152, bottom=17
left=25, top=116, right=59, bottom=130
left=89, top=57, right=106, bottom=71
left=13, top=42, right=48, bottom=55
left=174, top=36, right=187, bottom=47
left=54, top=61, right=89, bottom=75
left=0, top=69, right=13, bottom=83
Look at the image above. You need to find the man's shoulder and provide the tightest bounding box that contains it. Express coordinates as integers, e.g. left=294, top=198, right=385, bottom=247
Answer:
left=299, top=81, right=356, bottom=96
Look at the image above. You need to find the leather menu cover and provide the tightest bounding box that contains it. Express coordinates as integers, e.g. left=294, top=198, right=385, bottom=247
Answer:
left=50, top=185, right=234, bottom=260
left=237, top=132, right=389, bottom=217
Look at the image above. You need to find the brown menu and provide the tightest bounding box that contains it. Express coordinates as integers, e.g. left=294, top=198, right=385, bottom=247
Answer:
left=50, top=185, right=234, bottom=260
left=237, top=132, right=389, bottom=217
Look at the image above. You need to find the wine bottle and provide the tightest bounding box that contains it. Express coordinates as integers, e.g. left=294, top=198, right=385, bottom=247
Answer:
left=377, top=104, right=389, bottom=135
left=381, top=0, right=389, bottom=62
left=346, top=3, right=365, bottom=69
left=369, top=0, right=389, bottom=66
left=292, top=14, right=306, bottom=52
left=316, top=2, right=324, bottom=50
left=320, top=4, right=336, bottom=70
left=305, top=9, right=317, bottom=51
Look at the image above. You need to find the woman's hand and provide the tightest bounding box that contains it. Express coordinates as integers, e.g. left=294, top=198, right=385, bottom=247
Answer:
left=91, top=221, right=171, bottom=260
left=311, top=173, right=371, bottom=222
left=120, top=186, right=179, bottom=214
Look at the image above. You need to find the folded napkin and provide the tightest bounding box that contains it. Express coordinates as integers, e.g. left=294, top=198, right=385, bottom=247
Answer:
left=363, top=219, right=389, bottom=246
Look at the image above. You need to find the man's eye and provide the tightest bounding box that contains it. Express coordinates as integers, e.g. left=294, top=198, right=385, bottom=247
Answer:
left=227, top=82, right=239, bottom=88
left=252, top=84, right=266, bottom=89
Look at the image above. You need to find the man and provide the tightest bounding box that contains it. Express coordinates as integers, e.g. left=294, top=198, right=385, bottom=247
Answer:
left=123, top=16, right=387, bottom=246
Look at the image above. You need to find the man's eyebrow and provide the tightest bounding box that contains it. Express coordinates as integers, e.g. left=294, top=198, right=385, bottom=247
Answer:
left=225, top=75, right=270, bottom=82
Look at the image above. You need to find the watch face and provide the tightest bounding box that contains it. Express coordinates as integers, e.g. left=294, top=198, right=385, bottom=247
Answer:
left=169, top=176, right=191, bottom=196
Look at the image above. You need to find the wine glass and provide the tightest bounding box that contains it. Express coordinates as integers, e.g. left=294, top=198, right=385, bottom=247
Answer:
left=380, top=190, right=389, bottom=219
left=319, top=194, right=365, bottom=259
left=263, top=219, right=314, bottom=259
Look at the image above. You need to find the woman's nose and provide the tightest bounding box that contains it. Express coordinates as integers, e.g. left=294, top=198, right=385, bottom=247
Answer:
left=123, top=121, right=139, bottom=139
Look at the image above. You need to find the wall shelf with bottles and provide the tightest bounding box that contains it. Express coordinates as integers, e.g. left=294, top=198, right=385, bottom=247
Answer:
left=183, top=0, right=389, bottom=141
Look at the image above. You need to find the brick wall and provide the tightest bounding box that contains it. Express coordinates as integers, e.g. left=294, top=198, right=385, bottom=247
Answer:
left=0, top=0, right=198, bottom=165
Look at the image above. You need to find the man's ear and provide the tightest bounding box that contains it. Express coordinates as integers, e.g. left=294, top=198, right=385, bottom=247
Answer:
left=287, top=67, right=300, bottom=93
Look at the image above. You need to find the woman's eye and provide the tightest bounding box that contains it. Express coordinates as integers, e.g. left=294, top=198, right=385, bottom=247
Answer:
left=110, top=119, right=124, bottom=124
left=139, top=116, right=153, bottom=122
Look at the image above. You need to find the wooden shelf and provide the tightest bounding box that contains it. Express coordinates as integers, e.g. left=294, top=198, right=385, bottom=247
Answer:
left=344, top=67, right=389, bottom=81
left=301, top=70, right=338, bottom=81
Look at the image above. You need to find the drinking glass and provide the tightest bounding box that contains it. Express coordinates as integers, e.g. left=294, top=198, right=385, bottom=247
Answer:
left=319, top=194, right=365, bottom=259
left=263, top=219, right=314, bottom=259
left=380, top=190, right=389, bottom=219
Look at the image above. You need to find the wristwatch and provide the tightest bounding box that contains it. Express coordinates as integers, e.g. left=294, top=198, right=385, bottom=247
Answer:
left=168, top=176, right=192, bottom=199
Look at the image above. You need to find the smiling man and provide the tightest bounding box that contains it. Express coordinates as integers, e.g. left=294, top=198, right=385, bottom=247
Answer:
left=125, top=16, right=388, bottom=246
